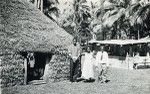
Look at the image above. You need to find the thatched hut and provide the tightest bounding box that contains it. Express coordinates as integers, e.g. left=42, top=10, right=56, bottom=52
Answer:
left=0, top=0, right=73, bottom=87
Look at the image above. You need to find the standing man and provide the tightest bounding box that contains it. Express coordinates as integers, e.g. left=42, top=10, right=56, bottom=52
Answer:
left=68, top=38, right=81, bottom=82
left=95, top=45, right=110, bottom=83
left=27, top=52, right=35, bottom=82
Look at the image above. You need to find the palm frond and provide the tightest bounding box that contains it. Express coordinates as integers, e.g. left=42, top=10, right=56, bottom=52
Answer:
left=102, top=8, right=125, bottom=28
left=95, top=4, right=117, bottom=19
left=125, top=4, right=138, bottom=16
left=137, top=4, right=150, bottom=19
left=129, top=4, right=150, bottom=25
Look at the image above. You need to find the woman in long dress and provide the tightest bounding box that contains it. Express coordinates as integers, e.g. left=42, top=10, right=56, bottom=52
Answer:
left=81, top=46, right=94, bottom=80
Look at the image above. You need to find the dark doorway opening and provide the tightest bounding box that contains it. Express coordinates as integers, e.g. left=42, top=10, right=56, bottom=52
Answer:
left=27, top=52, right=45, bottom=82
left=21, top=52, right=52, bottom=83
left=28, top=52, right=52, bottom=82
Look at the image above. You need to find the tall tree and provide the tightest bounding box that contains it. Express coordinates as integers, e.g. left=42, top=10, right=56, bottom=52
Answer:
left=94, top=0, right=150, bottom=40
left=60, top=0, right=92, bottom=43
left=129, top=1, right=150, bottom=38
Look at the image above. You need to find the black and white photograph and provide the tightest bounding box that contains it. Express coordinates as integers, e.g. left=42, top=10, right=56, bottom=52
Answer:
left=0, top=0, right=150, bottom=94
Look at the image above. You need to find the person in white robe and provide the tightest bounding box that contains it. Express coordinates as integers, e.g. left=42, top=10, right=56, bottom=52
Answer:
left=81, top=46, right=94, bottom=80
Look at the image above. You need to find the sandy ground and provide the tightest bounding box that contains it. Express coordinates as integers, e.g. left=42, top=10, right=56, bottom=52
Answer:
left=2, top=68, right=150, bottom=94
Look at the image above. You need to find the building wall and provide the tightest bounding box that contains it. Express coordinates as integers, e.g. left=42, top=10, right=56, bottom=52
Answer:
left=0, top=51, right=70, bottom=87
left=46, top=53, right=70, bottom=82
left=1, top=53, right=24, bottom=87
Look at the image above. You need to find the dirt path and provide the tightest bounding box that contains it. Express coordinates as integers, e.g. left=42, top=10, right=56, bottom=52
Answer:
left=2, top=68, right=150, bottom=94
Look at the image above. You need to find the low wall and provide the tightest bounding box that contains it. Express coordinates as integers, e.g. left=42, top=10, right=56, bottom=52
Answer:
left=109, top=56, right=134, bottom=69
left=109, top=56, right=150, bottom=69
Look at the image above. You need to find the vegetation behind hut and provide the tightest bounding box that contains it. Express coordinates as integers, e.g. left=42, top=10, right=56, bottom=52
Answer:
left=33, top=0, right=150, bottom=41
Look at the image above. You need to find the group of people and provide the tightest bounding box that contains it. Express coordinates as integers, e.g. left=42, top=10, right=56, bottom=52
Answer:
left=69, top=38, right=110, bottom=83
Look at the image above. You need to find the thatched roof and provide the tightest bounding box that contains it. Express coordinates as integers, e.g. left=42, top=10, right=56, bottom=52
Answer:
left=0, top=0, right=73, bottom=53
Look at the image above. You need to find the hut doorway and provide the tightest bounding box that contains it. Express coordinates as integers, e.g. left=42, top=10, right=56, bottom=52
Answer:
left=22, top=52, right=52, bottom=84
left=27, top=52, right=45, bottom=82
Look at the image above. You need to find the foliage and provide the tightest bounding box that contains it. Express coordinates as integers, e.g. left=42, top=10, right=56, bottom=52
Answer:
left=94, top=0, right=150, bottom=39
left=63, top=0, right=92, bottom=42
left=56, top=0, right=93, bottom=43
left=73, top=0, right=92, bottom=40
left=29, top=0, right=150, bottom=40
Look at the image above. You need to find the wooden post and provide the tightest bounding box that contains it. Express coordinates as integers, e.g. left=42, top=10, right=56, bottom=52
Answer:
left=40, top=0, right=43, bottom=12
left=126, top=52, right=129, bottom=70
left=37, top=0, right=40, bottom=9
left=138, top=30, right=140, bottom=39
left=0, top=57, right=2, bottom=88
left=24, top=58, right=28, bottom=85
left=34, top=0, right=38, bottom=8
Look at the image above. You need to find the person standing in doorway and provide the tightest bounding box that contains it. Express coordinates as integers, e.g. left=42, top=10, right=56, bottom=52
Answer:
left=68, top=38, right=81, bottom=82
left=27, top=52, right=35, bottom=82
left=95, top=45, right=110, bottom=83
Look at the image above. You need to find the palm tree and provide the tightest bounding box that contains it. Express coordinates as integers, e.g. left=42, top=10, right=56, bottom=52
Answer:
left=72, top=0, right=92, bottom=43
left=94, top=0, right=127, bottom=39
left=126, top=0, right=150, bottom=39
left=94, top=0, right=150, bottom=40
left=58, top=0, right=92, bottom=41
left=73, top=1, right=90, bottom=27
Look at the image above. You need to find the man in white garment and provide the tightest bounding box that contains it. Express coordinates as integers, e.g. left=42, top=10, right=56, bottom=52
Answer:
left=95, top=45, right=110, bottom=83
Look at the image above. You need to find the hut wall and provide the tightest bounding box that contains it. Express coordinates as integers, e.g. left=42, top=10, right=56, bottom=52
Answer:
left=0, top=51, right=70, bottom=87
left=46, top=53, right=70, bottom=82
left=1, top=52, right=24, bottom=87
